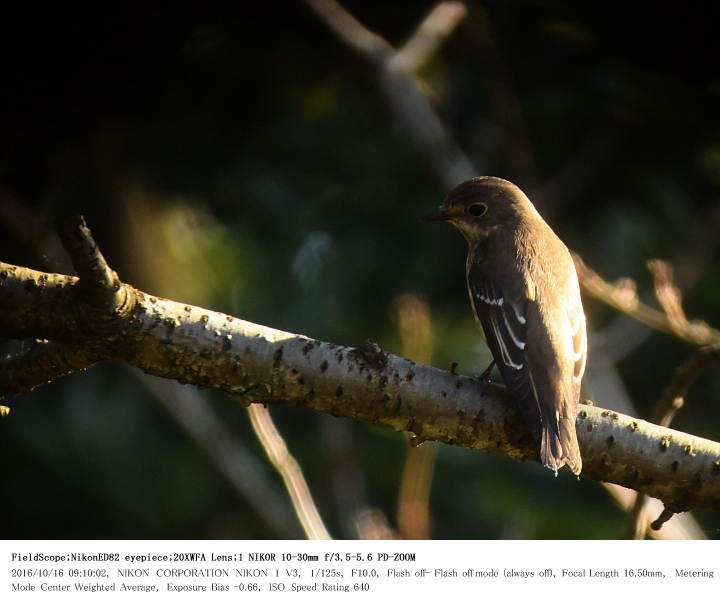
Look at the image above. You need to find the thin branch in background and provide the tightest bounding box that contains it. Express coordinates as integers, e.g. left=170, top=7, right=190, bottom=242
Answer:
left=391, top=2, right=468, bottom=73
left=397, top=442, right=436, bottom=539
left=304, top=0, right=475, bottom=187
left=247, top=403, right=332, bottom=540
left=647, top=259, right=689, bottom=331
left=573, top=253, right=720, bottom=347
left=136, top=372, right=301, bottom=538
left=585, top=213, right=719, bottom=366
left=393, top=293, right=437, bottom=540
left=303, top=0, right=392, bottom=62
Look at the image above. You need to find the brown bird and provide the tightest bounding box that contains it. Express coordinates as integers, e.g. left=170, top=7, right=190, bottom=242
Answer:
left=425, top=176, right=586, bottom=475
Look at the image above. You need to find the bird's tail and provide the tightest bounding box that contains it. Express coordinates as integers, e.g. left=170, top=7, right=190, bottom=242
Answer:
left=540, top=413, right=582, bottom=476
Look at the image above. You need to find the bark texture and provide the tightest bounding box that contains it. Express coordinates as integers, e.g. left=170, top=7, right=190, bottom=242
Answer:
left=2, top=256, right=720, bottom=516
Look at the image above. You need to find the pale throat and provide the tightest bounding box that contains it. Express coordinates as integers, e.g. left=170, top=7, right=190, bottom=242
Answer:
left=451, top=219, right=498, bottom=249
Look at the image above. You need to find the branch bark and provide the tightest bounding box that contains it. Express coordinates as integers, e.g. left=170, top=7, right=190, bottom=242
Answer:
left=2, top=246, right=720, bottom=516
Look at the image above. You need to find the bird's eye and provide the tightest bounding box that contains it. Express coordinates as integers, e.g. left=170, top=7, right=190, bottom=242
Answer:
left=467, top=203, right=488, bottom=217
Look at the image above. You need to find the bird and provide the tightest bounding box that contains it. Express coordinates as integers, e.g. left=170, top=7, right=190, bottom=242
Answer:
left=425, top=176, right=586, bottom=475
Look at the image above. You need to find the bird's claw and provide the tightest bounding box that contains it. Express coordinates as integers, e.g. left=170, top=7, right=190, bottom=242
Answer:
left=476, top=360, right=496, bottom=396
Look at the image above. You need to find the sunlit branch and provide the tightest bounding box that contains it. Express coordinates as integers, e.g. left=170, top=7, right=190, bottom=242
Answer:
left=2, top=221, right=720, bottom=517
left=573, top=254, right=720, bottom=347
left=247, top=404, right=332, bottom=540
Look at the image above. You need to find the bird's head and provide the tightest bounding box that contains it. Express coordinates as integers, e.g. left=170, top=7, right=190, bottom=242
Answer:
left=424, top=176, right=535, bottom=245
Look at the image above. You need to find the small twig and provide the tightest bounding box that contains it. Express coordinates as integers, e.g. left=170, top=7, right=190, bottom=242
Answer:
left=650, top=507, right=677, bottom=532
left=647, top=259, right=688, bottom=331
left=604, top=483, right=704, bottom=539
left=247, top=404, right=332, bottom=540
left=59, top=216, right=135, bottom=316
left=60, top=217, right=118, bottom=291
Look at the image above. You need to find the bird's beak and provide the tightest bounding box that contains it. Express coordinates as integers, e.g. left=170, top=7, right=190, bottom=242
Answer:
left=423, top=207, right=451, bottom=222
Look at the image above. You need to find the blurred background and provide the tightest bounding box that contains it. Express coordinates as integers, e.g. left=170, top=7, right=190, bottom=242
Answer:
left=1, top=1, right=720, bottom=539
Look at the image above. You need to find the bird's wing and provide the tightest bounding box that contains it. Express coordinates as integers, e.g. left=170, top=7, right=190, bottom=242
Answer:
left=547, top=275, right=585, bottom=475
left=467, top=263, right=542, bottom=436
left=567, top=278, right=587, bottom=404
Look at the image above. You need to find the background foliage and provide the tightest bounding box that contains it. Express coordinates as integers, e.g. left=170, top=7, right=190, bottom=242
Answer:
left=2, top=1, right=719, bottom=539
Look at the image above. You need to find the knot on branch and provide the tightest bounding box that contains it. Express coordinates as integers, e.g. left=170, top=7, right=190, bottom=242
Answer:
left=349, top=339, right=388, bottom=371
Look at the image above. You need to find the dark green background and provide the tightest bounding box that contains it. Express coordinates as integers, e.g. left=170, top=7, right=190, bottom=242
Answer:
left=2, top=1, right=719, bottom=539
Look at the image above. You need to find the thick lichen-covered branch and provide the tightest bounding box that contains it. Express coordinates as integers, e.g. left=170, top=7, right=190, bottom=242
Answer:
left=2, top=255, right=720, bottom=515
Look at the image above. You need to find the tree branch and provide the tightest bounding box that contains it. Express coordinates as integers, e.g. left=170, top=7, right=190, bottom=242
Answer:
left=391, top=2, right=468, bottom=73
left=573, top=253, right=720, bottom=347
left=3, top=231, right=720, bottom=515
left=247, top=404, right=331, bottom=540
left=304, top=0, right=475, bottom=187
left=0, top=339, right=96, bottom=394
